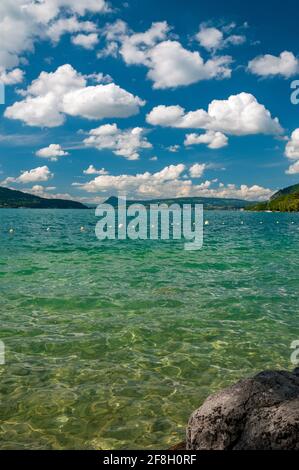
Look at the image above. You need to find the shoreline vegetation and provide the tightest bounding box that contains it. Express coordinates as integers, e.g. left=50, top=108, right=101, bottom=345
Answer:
left=0, top=186, right=256, bottom=210
left=247, top=183, right=299, bottom=212
left=103, top=195, right=254, bottom=210
left=0, top=186, right=88, bottom=209
left=1, top=182, right=298, bottom=211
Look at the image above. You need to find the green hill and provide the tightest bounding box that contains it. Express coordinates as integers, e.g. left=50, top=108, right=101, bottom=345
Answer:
left=270, top=183, right=299, bottom=200
left=104, top=195, right=255, bottom=210
left=0, top=186, right=88, bottom=209
left=247, top=183, right=299, bottom=212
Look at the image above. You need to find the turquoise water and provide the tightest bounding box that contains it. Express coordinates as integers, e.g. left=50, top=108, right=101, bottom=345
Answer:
left=0, top=209, right=299, bottom=449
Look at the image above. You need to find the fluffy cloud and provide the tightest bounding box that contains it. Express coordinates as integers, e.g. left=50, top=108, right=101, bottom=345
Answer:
left=100, top=21, right=232, bottom=89
left=4, top=64, right=86, bottom=127
left=2, top=166, right=53, bottom=185
left=285, top=129, right=299, bottom=174
left=83, top=124, right=152, bottom=160
left=15, top=165, right=53, bottom=184
left=76, top=163, right=272, bottom=201
left=185, top=131, right=228, bottom=149
left=36, top=144, right=69, bottom=161
left=286, top=161, right=299, bottom=174
left=71, top=33, right=99, bottom=49
left=84, top=72, right=113, bottom=84
left=196, top=27, right=223, bottom=50
left=202, top=183, right=273, bottom=201
left=195, top=24, right=246, bottom=51
left=0, top=0, right=108, bottom=73
left=0, top=1, right=37, bottom=70
left=25, top=63, right=85, bottom=96
left=25, top=185, right=56, bottom=196
left=285, top=129, right=299, bottom=160
left=5, top=64, right=145, bottom=127
left=248, top=51, right=299, bottom=78
left=0, top=68, right=24, bottom=85
left=147, top=92, right=282, bottom=136
left=23, top=185, right=78, bottom=201
left=25, top=0, right=109, bottom=22
left=47, top=17, right=97, bottom=43
left=119, top=21, right=170, bottom=65
left=147, top=105, right=186, bottom=127
left=146, top=40, right=232, bottom=89
left=77, top=163, right=188, bottom=197
left=63, top=83, right=144, bottom=120
left=5, top=93, right=66, bottom=127
left=31, top=185, right=55, bottom=192
left=167, top=145, right=180, bottom=153
left=189, top=163, right=206, bottom=178
left=83, top=165, right=109, bottom=175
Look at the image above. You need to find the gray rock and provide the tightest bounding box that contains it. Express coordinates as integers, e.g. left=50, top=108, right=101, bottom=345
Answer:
left=186, top=369, right=299, bottom=450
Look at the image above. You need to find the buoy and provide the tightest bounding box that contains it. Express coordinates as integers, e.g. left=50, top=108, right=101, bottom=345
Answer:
left=204, top=220, right=209, bottom=226
left=240, top=221, right=244, bottom=225
left=46, top=227, right=50, bottom=231
left=80, top=226, right=85, bottom=232
left=9, top=228, right=14, bottom=233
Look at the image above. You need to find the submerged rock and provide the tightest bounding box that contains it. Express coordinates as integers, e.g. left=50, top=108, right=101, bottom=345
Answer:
left=186, top=368, right=299, bottom=450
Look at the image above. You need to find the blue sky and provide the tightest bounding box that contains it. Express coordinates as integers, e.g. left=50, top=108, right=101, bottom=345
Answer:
left=0, top=0, right=299, bottom=203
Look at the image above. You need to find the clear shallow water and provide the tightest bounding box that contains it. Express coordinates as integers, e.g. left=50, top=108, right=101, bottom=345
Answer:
left=0, top=209, right=299, bottom=449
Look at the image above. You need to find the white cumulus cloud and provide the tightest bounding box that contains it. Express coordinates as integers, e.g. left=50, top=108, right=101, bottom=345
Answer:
left=75, top=163, right=272, bottom=201
left=147, top=40, right=232, bottom=89
left=76, top=163, right=189, bottom=198
left=5, top=64, right=145, bottom=127
left=285, top=129, right=299, bottom=160
left=47, top=17, right=97, bottom=43
left=63, top=83, right=144, bottom=121
left=248, top=51, right=299, bottom=78
left=36, top=144, right=69, bottom=161
left=71, top=33, right=99, bottom=49
left=83, top=165, right=109, bottom=175
left=0, top=0, right=108, bottom=74
left=195, top=22, right=246, bottom=51
left=185, top=131, right=228, bottom=149
left=167, top=145, right=180, bottom=153
left=286, top=160, right=299, bottom=174
left=23, top=186, right=78, bottom=200
left=0, top=68, right=24, bottom=85
left=83, top=124, right=152, bottom=160
left=2, top=165, right=53, bottom=185
left=196, top=26, right=223, bottom=50
left=201, top=183, right=273, bottom=201
left=285, top=129, right=299, bottom=174
left=189, top=163, right=206, bottom=178
left=146, top=92, right=282, bottom=136
left=100, top=21, right=232, bottom=89
left=195, top=24, right=246, bottom=51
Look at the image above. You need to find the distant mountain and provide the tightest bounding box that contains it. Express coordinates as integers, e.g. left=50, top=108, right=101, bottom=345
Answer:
left=247, top=183, right=299, bottom=212
left=0, top=186, right=88, bottom=209
left=104, top=195, right=255, bottom=210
